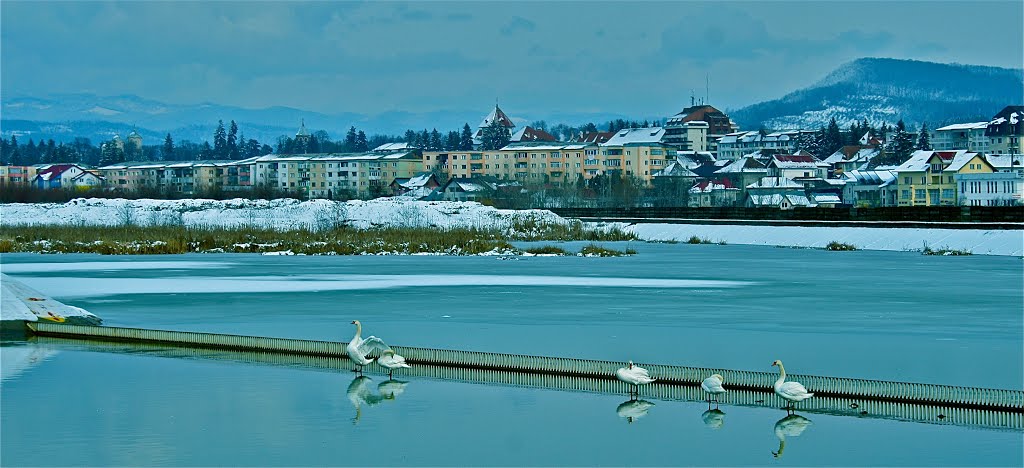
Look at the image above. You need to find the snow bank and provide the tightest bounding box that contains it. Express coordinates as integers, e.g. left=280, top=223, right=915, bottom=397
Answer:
left=624, top=223, right=1024, bottom=256
left=0, top=197, right=568, bottom=232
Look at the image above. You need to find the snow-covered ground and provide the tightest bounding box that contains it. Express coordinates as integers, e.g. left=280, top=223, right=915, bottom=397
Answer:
left=1, top=198, right=1020, bottom=256
left=0, top=197, right=567, bottom=232
left=624, top=223, right=1024, bottom=257
left=0, top=273, right=100, bottom=324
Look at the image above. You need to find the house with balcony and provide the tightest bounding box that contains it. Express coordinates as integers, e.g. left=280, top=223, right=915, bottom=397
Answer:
left=0, top=165, right=38, bottom=187
left=985, top=106, right=1023, bottom=155
left=933, top=122, right=989, bottom=152
left=688, top=178, right=740, bottom=207
left=840, top=169, right=898, bottom=207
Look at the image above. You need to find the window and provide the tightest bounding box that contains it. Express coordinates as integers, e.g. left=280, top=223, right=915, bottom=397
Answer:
left=915, top=189, right=925, bottom=199
left=904, top=177, right=911, bottom=184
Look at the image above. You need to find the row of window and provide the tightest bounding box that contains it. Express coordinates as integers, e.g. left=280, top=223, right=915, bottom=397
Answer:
left=961, top=181, right=1020, bottom=194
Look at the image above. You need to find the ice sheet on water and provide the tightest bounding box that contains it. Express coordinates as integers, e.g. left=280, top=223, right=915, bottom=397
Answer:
left=0, top=261, right=233, bottom=273
left=13, top=274, right=755, bottom=298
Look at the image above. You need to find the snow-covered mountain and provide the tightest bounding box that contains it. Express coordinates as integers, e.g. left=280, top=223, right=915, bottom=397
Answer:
left=729, top=58, right=1024, bottom=130
left=0, top=93, right=632, bottom=145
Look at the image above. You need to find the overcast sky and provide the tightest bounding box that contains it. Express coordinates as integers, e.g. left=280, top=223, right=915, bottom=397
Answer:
left=3, top=1, right=1022, bottom=118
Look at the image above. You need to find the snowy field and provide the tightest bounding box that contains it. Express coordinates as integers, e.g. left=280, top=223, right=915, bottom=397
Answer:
left=0, top=197, right=567, bottom=232
left=1, top=198, right=1020, bottom=256
left=624, top=223, right=1023, bottom=257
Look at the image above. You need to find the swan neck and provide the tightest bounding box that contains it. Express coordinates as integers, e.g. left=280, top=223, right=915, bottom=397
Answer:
left=353, top=322, right=362, bottom=340
left=775, top=363, right=787, bottom=387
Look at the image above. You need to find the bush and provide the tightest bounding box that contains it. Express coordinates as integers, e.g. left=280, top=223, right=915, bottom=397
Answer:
left=825, top=241, right=857, bottom=251
left=524, top=245, right=569, bottom=255
left=579, top=244, right=630, bottom=257
left=686, top=236, right=713, bottom=244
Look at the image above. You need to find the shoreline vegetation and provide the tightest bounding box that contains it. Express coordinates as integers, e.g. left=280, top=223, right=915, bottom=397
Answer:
left=0, top=222, right=638, bottom=256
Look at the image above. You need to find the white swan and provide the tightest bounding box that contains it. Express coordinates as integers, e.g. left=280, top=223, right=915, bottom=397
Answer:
left=346, top=320, right=389, bottom=373
left=377, top=349, right=411, bottom=378
left=616, top=399, right=655, bottom=424
left=701, top=408, right=726, bottom=430
left=615, top=361, right=655, bottom=398
left=701, top=374, right=727, bottom=403
left=771, top=360, right=814, bottom=411
left=772, top=414, right=812, bottom=458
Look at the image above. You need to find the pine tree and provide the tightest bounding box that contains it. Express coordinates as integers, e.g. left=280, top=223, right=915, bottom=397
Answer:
left=345, top=126, right=358, bottom=151
left=9, top=136, right=21, bottom=166
left=213, top=120, right=227, bottom=157
left=227, top=120, right=239, bottom=159
left=916, top=122, right=932, bottom=151
left=445, top=131, right=460, bottom=150
left=884, top=119, right=915, bottom=165
left=481, top=119, right=511, bottom=150
left=404, top=129, right=417, bottom=144
left=162, top=134, right=174, bottom=160
left=355, top=131, right=368, bottom=152
left=824, top=117, right=843, bottom=156
left=459, top=124, right=474, bottom=150
left=429, top=128, right=442, bottom=151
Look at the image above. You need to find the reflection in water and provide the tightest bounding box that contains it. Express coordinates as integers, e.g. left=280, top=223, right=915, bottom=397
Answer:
left=772, top=414, right=813, bottom=459
left=0, top=344, right=58, bottom=383
left=701, top=409, right=726, bottom=430
left=616, top=399, right=655, bottom=424
left=346, top=376, right=388, bottom=425
left=378, top=379, right=409, bottom=399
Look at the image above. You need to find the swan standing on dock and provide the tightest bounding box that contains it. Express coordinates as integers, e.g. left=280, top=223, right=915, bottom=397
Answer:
left=377, top=349, right=411, bottom=378
left=346, top=320, right=389, bottom=374
left=701, top=374, right=727, bottom=405
left=771, top=360, right=814, bottom=412
left=615, top=361, right=655, bottom=398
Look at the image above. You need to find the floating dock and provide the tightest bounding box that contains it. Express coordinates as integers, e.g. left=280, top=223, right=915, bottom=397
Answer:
left=24, top=321, right=1023, bottom=432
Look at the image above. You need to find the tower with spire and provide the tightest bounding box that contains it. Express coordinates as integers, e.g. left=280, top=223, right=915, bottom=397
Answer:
left=473, top=103, right=516, bottom=147
left=295, top=119, right=311, bottom=154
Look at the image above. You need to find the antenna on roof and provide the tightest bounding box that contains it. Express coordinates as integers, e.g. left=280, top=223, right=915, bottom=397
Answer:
left=705, top=74, right=710, bottom=105
left=690, top=90, right=695, bottom=107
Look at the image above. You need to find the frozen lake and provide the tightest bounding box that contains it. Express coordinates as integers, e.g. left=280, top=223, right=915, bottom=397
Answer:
left=2, top=243, right=1022, bottom=465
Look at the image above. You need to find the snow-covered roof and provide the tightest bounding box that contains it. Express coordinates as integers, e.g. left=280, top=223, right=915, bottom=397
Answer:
left=477, top=105, right=515, bottom=130
left=895, top=150, right=968, bottom=172
left=689, top=178, right=738, bottom=193
left=944, top=152, right=987, bottom=173
left=714, top=157, right=767, bottom=174
left=936, top=122, right=989, bottom=132
left=600, top=127, right=665, bottom=146
left=746, top=176, right=804, bottom=189
left=373, top=142, right=416, bottom=152
left=510, top=126, right=557, bottom=142
left=653, top=161, right=698, bottom=178
left=770, top=154, right=822, bottom=169
left=34, top=164, right=77, bottom=181
left=399, top=172, right=436, bottom=189
left=983, top=154, right=1024, bottom=170
left=842, top=170, right=897, bottom=186
left=748, top=193, right=815, bottom=207
left=810, top=193, right=842, bottom=204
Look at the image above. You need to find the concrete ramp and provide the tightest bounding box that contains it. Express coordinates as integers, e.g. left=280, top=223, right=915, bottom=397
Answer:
left=1, top=273, right=101, bottom=335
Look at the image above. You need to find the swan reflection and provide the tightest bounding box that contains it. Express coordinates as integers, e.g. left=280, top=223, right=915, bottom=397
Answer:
left=772, top=414, right=812, bottom=458
left=378, top=379, right=410, bottom=399
left=346, top=376, right=388, bottom=424
left=616, top=399, right=655, bottom=424
left=701, top=409, right=726, bottom=430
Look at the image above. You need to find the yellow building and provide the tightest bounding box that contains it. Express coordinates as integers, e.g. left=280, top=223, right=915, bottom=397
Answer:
left=598, top=127, right=674, bottom=184
left=423, top=142, right=596, bottom=187
left=0, top=165, right=38, bottom=186
left=894, top=150, right=990, bottom=206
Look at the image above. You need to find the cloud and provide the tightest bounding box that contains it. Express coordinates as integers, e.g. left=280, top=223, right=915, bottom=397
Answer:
left=500, top=16, right=536, bottom=36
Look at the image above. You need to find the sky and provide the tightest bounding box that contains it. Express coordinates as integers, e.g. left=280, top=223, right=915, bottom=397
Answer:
left=2, top=1, right=1022, bottom=119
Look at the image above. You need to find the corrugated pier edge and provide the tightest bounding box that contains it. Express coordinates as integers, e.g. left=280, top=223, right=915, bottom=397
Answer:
left=26, top=322, right=1023, bottom=413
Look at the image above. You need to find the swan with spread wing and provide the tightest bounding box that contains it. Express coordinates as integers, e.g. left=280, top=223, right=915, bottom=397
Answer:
left=347, top=320, right=390, bottom=373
